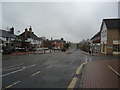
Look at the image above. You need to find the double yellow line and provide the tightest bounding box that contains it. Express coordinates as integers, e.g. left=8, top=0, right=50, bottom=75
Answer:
left=67, top=62, right=87, bottom=90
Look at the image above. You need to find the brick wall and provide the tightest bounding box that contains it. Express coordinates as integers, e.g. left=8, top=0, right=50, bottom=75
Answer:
left=107, top=29, right=119, bottom=55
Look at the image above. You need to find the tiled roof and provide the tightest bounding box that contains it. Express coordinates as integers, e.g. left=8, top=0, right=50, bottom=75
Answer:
left=91, top=31, right=100, bottom=40
left=100, top=18, right=120, bottom=31
left=18, top=31, right=40, bottom=41
left=52, top=39, right=66, bottom=42
left=0, top=29, right=16, bottom=38
left=104, top=19, right=120, bottom=29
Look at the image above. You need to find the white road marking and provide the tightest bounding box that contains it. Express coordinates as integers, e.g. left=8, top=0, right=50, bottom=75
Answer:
left=84, top=54, right=88, bottom=62
left=1, top=67, right=25, bottom=77
left=46, top=65, right=52, bottom=69
left=3, top=63, right=24, bottom=69
left=2, top=64, right=36, bottom=77
left=31, top=71, right=41, bottom=76
left=3, top=81, right=21, bottom=89
left=2, top=67, right=22, bottom=72
left=108, top=65, right=120, bottom=77
left=89, top=58, right=91, bottom=62
left=26, top=64, right=36, bottom=69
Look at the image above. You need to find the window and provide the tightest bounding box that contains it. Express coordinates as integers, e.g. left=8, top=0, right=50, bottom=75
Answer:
left=113, top=45, right=120, bottom=52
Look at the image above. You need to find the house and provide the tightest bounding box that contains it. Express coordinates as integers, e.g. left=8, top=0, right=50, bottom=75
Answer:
left=0, top=27, right=16, bottom=47
left=100, top=18, right=120, bottom=55
left=90, top=31, right=101, bottom=53
left=18, top=26, right=43, bottom=48
left=51, top=38, right=66, bottom=50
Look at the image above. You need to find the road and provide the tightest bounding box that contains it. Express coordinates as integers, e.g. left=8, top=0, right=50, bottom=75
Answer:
left=2, top=49, right=85, bottom=88
left=2, top=49, right=118, bottom=89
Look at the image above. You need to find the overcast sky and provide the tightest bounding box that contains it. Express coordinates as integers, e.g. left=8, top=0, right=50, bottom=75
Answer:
left=1, top=2, right=118, bottom=43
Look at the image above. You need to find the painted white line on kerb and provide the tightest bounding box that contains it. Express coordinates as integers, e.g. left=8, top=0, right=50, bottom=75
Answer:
left=3, top=63, right=24, bottom=69
left=3, top=81, right=21, bottom=90
left=108, top=65, right=120, bottom=77
left=31, top=71, right=41, bottom=76
left=46, top=65, right=52, bottom=69
left=1, top=67, right=25, bottom=77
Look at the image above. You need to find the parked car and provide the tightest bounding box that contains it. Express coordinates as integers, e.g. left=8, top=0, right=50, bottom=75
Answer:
left=61, top=47, right=66, bottom=52
left=2, top=45, right=16, bottom=54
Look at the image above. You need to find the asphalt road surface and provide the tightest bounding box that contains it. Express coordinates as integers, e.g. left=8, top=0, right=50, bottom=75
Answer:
left=2, top=49, right=118, bottom=88
left=2, top=49, right=86, bottom=88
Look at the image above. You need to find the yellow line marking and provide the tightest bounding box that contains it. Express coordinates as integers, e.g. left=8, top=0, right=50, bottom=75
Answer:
left=67, top=62, right=87, bottom=89
left=67, top=77, right=78, bottom=89
left=108, top=65, right=120, bottom=77
left=31, top=71, right=41, bottom=76
left=3, top=63, right=24, bottom=70
left=3, top=81, right=21, bottom=90
left=46, top=65, right=52, bottom=69
left=76, top=62, right=87, bottom=75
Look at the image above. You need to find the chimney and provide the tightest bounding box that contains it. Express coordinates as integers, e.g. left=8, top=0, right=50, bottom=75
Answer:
left=25, top=28, right=28, bottom=39
left=29, top=26, right=32, bottom=32
left=25, top=28, right=28, bottom=32
left=10, top=27, right=14, bottom=34
left=61, top=38, right=63, bottom=40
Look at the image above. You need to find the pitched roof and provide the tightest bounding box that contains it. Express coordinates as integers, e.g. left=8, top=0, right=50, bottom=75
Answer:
left=100, top=18, right=120, bottom=31
left=0, top=29, right=16, bottom=38
left=91, top=31, right=100, bottom=40
left=18, top=31, right=40, bottom=41
left=52, top=39, right=66, bottom=42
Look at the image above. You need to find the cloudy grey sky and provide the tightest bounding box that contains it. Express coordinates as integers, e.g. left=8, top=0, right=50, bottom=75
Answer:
left=2, top=2, right=118, bottom=43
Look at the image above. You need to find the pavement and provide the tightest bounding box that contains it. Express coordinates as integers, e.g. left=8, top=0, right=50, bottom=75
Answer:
left=82, top=60, right=120, bottom=88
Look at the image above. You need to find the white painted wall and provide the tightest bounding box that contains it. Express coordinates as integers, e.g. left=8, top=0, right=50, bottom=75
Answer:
left=101, top=22, right=107, bottom=43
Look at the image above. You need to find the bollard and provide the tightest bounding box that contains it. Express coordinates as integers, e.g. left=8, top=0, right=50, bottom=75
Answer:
left=43, top=49, right=45, bottom=54
left=16, top=51, right=19, bottom=55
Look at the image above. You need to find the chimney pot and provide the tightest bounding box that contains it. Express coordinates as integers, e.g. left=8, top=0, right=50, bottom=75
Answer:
left=10, top=27, right=14, bottom=34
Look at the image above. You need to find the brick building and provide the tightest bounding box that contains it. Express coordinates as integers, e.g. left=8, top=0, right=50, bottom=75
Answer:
left=51, top=38, right=66, bottom=50
left=100, top=18, right=120, bottom=55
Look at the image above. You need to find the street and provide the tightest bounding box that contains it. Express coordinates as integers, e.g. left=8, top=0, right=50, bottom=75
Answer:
left=2, top=49, right=85, bottom=88
left=2, top=49, right=119, bottom=89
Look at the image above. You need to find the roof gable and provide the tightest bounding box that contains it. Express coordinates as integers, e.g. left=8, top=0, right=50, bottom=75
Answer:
left=100, top=18, right=120, bottom=32
left=103, top=19, right=120, bottom=29
left=18, top=31, right=39, bottom=40
left=0, top=29, right=16, bottom=38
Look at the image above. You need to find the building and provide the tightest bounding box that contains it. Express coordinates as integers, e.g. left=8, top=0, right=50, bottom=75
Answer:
left=0, top=27, right=16, bottom=47
left=100, top=18, right=120, bottom=55
left=18, top=26, right=43, bottom=48
left=51, top=38, right=66, bottom=50
left=90, top=31, right=101, bottom=53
